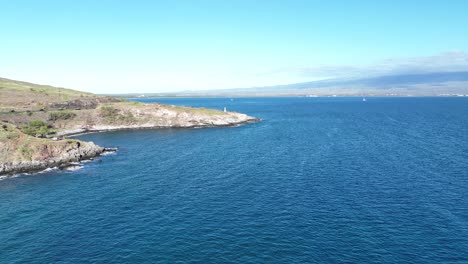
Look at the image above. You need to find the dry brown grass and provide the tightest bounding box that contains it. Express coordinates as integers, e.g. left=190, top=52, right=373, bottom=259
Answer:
left=0, top=77, right=95, bottom=111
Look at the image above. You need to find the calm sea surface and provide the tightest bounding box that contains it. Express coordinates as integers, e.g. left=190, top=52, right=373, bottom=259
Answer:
left=0, top=97, right=467, bottom=263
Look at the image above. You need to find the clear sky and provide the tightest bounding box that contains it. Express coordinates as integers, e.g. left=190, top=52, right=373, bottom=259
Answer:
left=1, top=0, right=468, bottom=93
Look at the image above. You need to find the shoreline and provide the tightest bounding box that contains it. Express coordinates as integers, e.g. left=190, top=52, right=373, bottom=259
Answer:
left=64, top=117, right=260, bottom=138
left=0, top=147, right=118, bottom=177
left=0, top=118, right=259, bottom=178
left=0, top=145, right=118, bottom=178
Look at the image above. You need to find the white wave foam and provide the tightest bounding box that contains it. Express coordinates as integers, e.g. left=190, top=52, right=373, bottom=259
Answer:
left=101, top=151, right=117, bottom=156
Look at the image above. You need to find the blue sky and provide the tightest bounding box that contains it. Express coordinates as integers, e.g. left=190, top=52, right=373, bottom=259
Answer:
left=1, top=0, right=468, bottom=93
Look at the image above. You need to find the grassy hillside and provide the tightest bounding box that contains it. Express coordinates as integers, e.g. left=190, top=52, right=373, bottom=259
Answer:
left=0, top=77, right=251, bottom=135
left=0, top=77, right=96, bottom=111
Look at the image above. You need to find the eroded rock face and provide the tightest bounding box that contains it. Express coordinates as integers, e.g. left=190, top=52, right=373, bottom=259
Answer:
left=56, top=103, right=260, bottom=135
left=93, top=112, right=258, bottom=130
left=0, top=140, right=104, bottom=176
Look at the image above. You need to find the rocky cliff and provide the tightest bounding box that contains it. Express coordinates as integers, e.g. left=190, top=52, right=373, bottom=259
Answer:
left=54, top=102, right=259, bottom=136
left=0, top=122, right=105, bottom=176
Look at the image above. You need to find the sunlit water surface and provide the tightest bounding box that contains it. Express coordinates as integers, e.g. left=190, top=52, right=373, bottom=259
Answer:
left=1, top=97, right=467, bottom=263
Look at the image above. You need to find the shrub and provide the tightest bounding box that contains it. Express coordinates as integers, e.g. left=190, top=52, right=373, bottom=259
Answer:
left=19, top=145, right=32, bottom=160
left=21, top=120, right=50, bottom=137
left=100, top=106, right=118, bottom=117
left=99, top=105, right=137, bottom=124
left=119, top=112, right=137, bottom=124
left=6, top=133, right=19, bottom=140
left=49, top=110, right=76, bottom=121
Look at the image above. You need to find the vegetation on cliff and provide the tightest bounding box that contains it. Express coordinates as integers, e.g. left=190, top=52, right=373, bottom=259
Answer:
left=48, top=110, right=77, bottom=121
left=0, top=122, right=104, bottom=175
left=20, top=120, right=51, bottom=137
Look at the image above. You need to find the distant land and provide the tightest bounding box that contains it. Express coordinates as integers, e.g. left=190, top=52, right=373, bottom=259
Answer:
left=108, top=71, right=468, bottom=98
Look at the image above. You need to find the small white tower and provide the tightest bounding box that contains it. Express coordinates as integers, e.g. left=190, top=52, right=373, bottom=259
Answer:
left=223, top=107, right=227, bottom=112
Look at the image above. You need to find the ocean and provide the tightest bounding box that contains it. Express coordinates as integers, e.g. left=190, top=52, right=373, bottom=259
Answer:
left=0, top=97, right=467, bottom=263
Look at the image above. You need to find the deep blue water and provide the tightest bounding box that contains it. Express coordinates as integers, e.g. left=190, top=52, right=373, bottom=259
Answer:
left=1, top=97, right=467, bottom=263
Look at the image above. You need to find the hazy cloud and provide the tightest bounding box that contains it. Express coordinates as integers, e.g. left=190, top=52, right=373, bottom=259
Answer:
left=265, top=51, right=468, bottom=80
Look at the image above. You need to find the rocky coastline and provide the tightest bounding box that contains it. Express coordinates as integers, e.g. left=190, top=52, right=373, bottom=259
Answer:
left=0, top=111, right=259, bottom=177
left=59, top=114, right=260, bottom=137
left=0, top=76, right=260, bottom=178
left=0, top=125, right=119, bottom=176
left=0, top=147, right=119, bottom=177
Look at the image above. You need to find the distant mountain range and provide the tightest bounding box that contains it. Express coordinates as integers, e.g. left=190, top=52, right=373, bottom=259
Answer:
left=190, top=71, right=468, bottom=96
left=258, top=71, right=468, bottom=90
left=113, top=71, right=468, bottom=97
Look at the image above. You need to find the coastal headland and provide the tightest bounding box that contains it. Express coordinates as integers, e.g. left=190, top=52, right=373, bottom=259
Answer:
left=0, top=77, right=258, bottom=176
